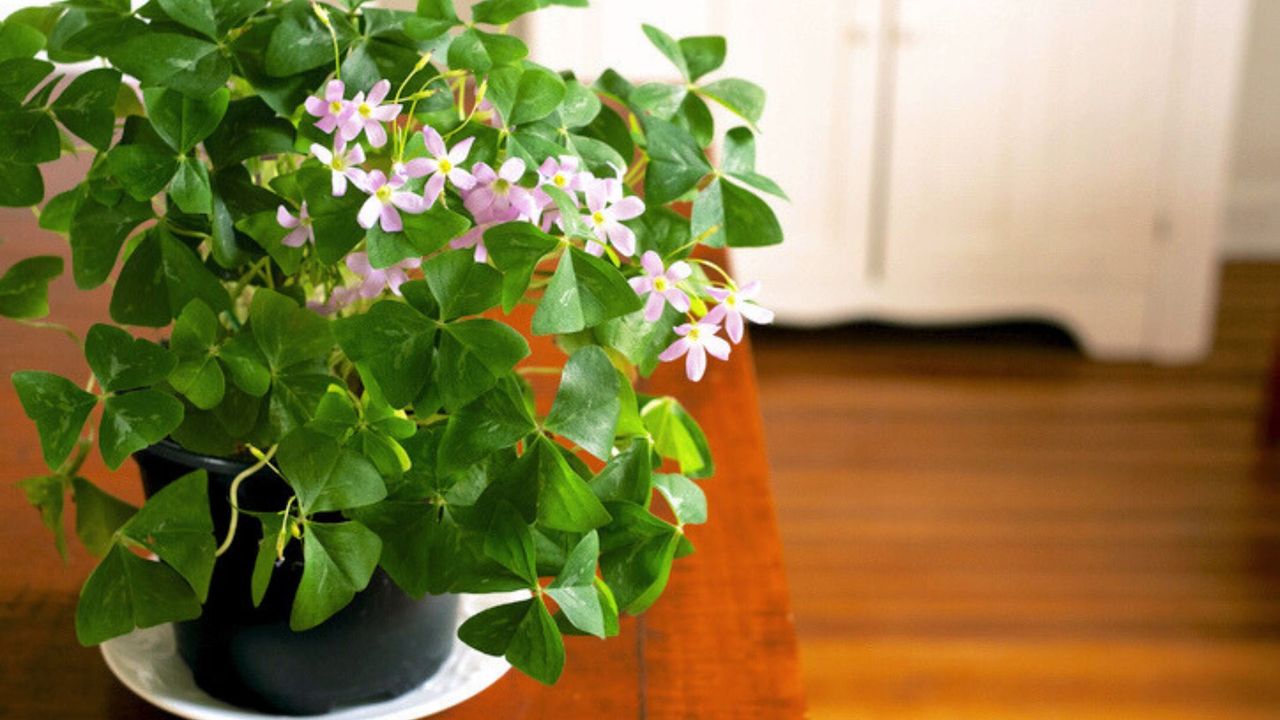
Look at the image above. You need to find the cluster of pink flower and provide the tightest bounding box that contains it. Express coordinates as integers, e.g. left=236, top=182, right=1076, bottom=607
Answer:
left=277, top=78, right=773, bottom=381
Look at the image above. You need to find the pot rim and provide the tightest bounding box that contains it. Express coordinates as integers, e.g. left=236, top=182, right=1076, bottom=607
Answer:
left=137, top=439, right=256, bottom=477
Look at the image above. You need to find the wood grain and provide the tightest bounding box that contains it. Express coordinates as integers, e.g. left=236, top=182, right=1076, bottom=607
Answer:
left=0, top=174, right=805, bottom=717
left=755, top=263, right=1280, bottom=719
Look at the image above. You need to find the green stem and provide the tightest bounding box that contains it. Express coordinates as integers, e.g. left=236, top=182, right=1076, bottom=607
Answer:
left=16, top=319, right=81, bottom=348
left=215, top=444, right=278, bottom=558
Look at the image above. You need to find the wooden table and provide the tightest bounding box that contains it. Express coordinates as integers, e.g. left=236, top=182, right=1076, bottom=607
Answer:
left=0, top=182, right=806, bottom=717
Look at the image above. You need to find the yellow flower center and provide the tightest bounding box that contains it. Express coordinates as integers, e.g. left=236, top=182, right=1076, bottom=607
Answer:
left=439, top=158, right=453, bottom=174
left=553, top=174, right=567, bottom=187
left=358, top=102, right=372, bottom=118
left=592, top=211, right=606, bottom=226
left=329, top=100, right=343, bottom=114
left=495, top=179, right=510, bottom=195
left=331, top=157, right=345, bottom=170
left=376, top=186, right=392, bottom=203
left=654, top=277, right=669, bottom=292
left=726, top=294, right=738, bottom=307
left=688, top=326, right=702, bottom=341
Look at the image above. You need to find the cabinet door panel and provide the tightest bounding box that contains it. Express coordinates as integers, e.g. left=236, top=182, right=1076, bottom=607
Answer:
left=884, top=0, right=1178, bottom=288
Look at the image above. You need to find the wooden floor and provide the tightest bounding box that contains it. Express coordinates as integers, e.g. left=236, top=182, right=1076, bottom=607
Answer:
left=752, top=262, right=1280, bottom=719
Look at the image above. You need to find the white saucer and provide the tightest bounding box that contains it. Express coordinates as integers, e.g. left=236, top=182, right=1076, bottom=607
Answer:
left=100, top=592, right=527, bottom=720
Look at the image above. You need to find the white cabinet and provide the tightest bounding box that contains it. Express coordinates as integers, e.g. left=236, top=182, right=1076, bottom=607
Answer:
left=522, top=0, right=1250, bottom=362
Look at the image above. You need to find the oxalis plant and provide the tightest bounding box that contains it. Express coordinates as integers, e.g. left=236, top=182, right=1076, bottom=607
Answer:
left=1, top=0, right=784, bottom=685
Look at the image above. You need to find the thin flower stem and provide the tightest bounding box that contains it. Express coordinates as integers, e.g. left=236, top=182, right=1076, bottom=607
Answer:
left=517, top=366, right=562, bottom=376
left=215, top=444, right=278, bottom=558
left=274, top=495, right=296, bottom=560
left=17, top=319, right=81, bottom=348
left=692, top=257, right=735, bottom=285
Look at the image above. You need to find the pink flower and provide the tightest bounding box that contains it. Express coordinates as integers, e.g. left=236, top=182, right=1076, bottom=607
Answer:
left=705, top=281, right=774, bottom=343
left=339, top=80, right=402, bottom=148
left=311, top=139, right=366, bottom=197
left=304, top=80, right=351, bottom=135
left=658, top=321, right=731, bottom=382
left=451, top=205, right=520, bottom=263
left=346, top=252, right=421, bottom=298
left=537, top=156, right=587, bottom=193
left=630, top=251, right=691, bottom=322
left=277, top=202, right=313, bottom=248
left=409, top=127, right=476, bottom=205
left=582, top=176, right=644, bottom=257
left=309, top=285, right=358, bottom=316
left=356, top=170, right=424, bottom=233
left=465, top=158, right=538, bottom=220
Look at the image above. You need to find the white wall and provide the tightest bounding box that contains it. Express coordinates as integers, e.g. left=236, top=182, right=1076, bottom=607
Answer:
left=1224, top=0, right=1280, bottom=258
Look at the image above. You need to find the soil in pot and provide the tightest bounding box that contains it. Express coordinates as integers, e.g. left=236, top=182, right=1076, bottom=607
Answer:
left=135, top=440, right=458, bottom=716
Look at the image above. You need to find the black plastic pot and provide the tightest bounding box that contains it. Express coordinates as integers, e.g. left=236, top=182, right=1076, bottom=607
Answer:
left=135, top=440, right=458, bottom=716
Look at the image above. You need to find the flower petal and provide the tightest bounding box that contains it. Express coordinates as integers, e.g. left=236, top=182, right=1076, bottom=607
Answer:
left=304, top=96, right=328, bottom=118
left=422, top=126, right=446, bottom=157
left=612, top=195, right=645, bottom=221
left=380, top=204, right=403, bottom=233
left=364, top=122, right=388, bottom=148
left=331, top=170, right=347, bottom=196
left=606, top=223, right=636, bottom=257
left=668, top=261, right=693, bottom=281
left=643, top=292, right=666, bottom=322
left=276, top=205, right=298, bottom=228
left=658, top=337, right=690, bottom=362
left=685, top=343, right=707, bottom=381
left=629, top=276, right=654, bottom=294
left=449, top=136, right=476, bottom=164
left=367, top=79, right=390, bottom=105
left=325, top=80, right=345, bottom=102
left=281, top=226, right=309, bottom=248
left=357, top=196, right=381, bottom=229
left=724, top=312, right=744, bottom=344
left=704, top=333, right=732, bottom=360
left=449, top=168, right=476, bottom=190
left=499, top=157, right=526, bottom=182
left=666, top=288, right=691, bottom=313
left=739, top=302, right=775, bottom=325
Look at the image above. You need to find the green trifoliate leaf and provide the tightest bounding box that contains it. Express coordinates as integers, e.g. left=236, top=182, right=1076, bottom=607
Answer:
left=631, top=82, right=686, bottom=120
left=679, top=35, right=726, bottom=81
left=219, top=330, right=271, bottom=397
left=119, top=470, right=216, bottom=601
left=543, top=346, right=620, bottom=460
left=439, top=380, right=536, bottom=472
left=424, top=251, right=503, bottom=320
left=278, top=427, right=386, bottom=514
left=348, top=497, right=469, bottom=598
left=691, top=176, right=783, bottom=248
left=458, top=598, right=565, bottom=684
left=0, top=97, right=60, bottom=165
left=642, top=117, right=711, bottom=205
left=107, top=143, right=178, bottom=202
left=547, top=530, right=604, bottom=638
left=50, top=68, right=120, bottom=151
left=67, top=193, right=152, bottom=289
left=488, top=64, right=566, bottom=127
left=264, top=369, right=339, bottom=441
left=472, top=0, right=538, bottom=24
left=435, top=318, right=531, bottom=411
left=721, top=126, right=788, bottom=199
left=19, top=475, right=67, bottom=560
left=159, top=0, right=265, bottom=39
left=169, top=300, right=226, bottom=410
left=12, top=371, right=96, bottom=470
left=0, top=58, right=53, bottom=104
left=0, top=160, right=42, bottom=207
left=0, top=255, right=62, bottom=320
left=484, top=221, right=559, bottom=312
left=641, top=24, right=688, bottom=79
left=85, top=324, right=177, bottom=392
left=334, top=300, right=436, bottom=409
left=615, top=374, right=647, bottom=438
left=108, top=33, right=230, bottom=98
left=674, top=93, right=714, bottom=148
left=599, top=503, right=681, bottom=614
left=699, top=78, right=765, bottom=125
left=265, top=4, right=356, bottom=77
left=250, top=288, right=333, bottom=372
left=590, top=439, right=653, bottom=506
left=595, top=303, right=681, bottom=378
left=71, top=477, right=138, bottom=559
left=559, top=79, right=601, bottom=128
left=99, top=390, right=185, bottom=469
left=76, top=543, right=202, bottom=646
left=641, top=396, right=714, bottom=478
left=0, top=20, right=45, bottom=62
left=540, top=185, right=591, bottom=238
left=143, top=86, right=230, bottom=154
left=652, top=473, right=707, bottom=525
left=532, top=246, right=643, bottom=336
left=290, top=520, right=382, bottom=631
left=447, top=27, right=527, bottom=73
left=484, top=501, right=537, bottom=586
left=530, top=435, right=611, bottom=532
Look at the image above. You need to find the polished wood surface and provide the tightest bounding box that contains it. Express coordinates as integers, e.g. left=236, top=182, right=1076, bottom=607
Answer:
left=757, top=263, right=1280, bottom=718
left=0, top=197, right=805, bottom=716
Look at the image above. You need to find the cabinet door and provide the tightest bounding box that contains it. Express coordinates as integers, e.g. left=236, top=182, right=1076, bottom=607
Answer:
left=881, top=0, right=1177, bottom=293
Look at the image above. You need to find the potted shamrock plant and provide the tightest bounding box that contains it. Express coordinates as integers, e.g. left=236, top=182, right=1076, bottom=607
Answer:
left=1, top=0, right=784, bottom=714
